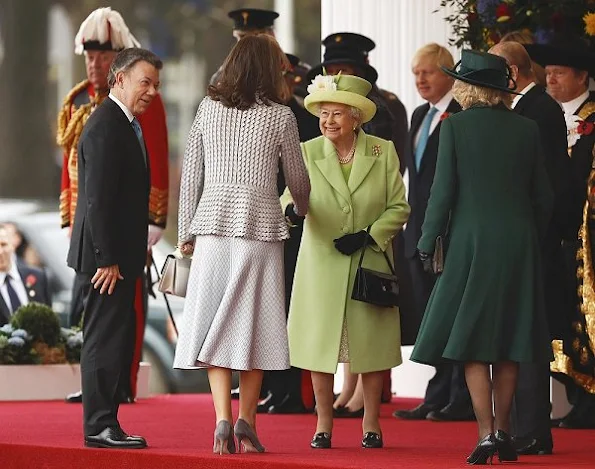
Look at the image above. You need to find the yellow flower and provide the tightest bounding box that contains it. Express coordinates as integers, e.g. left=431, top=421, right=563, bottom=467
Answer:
left=585, top=12, right=595, bottom=36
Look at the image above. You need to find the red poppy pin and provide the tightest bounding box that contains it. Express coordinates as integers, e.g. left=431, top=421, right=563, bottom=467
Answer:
left=25, top=274, right=37, bottom=288
left=439, top=112, right=451, bottom=121
left=578, top=121, right=595, bottom=137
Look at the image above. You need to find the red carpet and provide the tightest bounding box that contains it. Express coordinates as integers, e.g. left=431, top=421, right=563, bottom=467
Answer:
left=1, top=394, right=594, bottom=468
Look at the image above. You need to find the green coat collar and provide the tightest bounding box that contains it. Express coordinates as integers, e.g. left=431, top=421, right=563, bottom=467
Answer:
left=314, top=130, right=377, bottom=200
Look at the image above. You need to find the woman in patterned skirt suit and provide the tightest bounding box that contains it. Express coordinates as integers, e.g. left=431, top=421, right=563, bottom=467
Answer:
left=283, top=74, right=410, bottom=449
left=411, top=50, right=553, bottom=464
left=174, top=35, right=310, bottom=454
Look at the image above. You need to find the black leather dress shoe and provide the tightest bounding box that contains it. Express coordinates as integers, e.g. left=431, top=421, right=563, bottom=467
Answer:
left=513, top=436, right=553, bottom=455
left=426, top=403, right=475, bottom=422
left=393, top=403, right=434, bottom=420
left=256, top=393, right=275, bottom=414
left=558, top=415, right=595, bottom=429
left=117, top=393, right=135, bottom=404
left=361, top=432, right=383, bottom=448
left=65, top=391, right=83, bottom=403
left=268, top=396, right=309, bottom=414
left=84, top=427, right=147, bottom=449
left=334, top=405, right=364, bottom=418
left=65, top=390, right=135, bottom=404
left=310, top=432, right=331, bottom=449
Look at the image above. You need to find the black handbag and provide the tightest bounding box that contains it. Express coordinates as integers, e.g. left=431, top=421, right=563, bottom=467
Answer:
left=351, top=226, right=399, bottom=308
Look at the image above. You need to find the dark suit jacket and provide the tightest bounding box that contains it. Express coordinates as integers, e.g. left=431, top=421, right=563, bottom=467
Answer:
left=514, top=84, right=573, bottom=339
left=402, top=99, right=461, bottom=258
left=515, top=85, right=573, bottom=241
left=0, top=265, right=51, bottom=326
left=67, top=98, right=150, bottom=278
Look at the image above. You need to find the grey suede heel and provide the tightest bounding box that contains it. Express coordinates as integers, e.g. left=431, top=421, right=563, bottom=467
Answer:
left=234, top=418, right=265, bottom=453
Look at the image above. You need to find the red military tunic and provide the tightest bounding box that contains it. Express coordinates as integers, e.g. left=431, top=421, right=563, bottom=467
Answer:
left=57, top=79, right=169, bottom=229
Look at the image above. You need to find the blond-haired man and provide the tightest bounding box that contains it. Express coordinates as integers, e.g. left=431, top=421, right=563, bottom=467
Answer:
left=395, top=43, right=473, bottom=423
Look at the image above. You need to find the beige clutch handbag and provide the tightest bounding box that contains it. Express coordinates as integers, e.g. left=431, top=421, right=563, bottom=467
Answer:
left=158, top=250, right=192, bottom=297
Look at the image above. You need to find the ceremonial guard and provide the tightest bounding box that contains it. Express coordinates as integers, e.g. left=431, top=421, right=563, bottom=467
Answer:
left=528, top=37, right=595, bottom=430
left=209, top=8, right=279, bottom=86
left=57, top=7, right=169, bottom=402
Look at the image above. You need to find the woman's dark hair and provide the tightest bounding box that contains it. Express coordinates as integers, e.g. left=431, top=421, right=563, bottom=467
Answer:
left=208, top=34, right=290, bottom=109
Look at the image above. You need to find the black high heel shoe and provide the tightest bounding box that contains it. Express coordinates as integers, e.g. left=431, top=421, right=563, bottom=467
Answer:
left=334, top=406, right=364, bottom=418
left=466, top=433, right=497, bottom=465
left=213, top=420, right=236, bottom=455
left=362, top=432, right=383, bottom=448
left=495, top=430, right=518, bottom=462
left=234, top=418, right=265, bottom=453
left=310, top=432, right=332, bottom=449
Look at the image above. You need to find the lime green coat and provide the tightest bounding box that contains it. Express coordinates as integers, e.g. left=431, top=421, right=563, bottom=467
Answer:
left=282, top=131, right=410, bottom=374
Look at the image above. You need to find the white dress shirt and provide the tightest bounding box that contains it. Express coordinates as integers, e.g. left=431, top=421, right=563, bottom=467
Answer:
left=109, top=93, right=134, bottom=123
left=0, top=257, right=29, bottom=313
left=562, top=90, right=590, bottom=116
left=511, top=82, right=537, bottom=109
left=414, top=91, right=454, bottom=148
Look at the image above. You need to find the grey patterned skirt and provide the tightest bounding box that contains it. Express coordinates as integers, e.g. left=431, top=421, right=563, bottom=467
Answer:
left=172, top=235, right=290, bottom=371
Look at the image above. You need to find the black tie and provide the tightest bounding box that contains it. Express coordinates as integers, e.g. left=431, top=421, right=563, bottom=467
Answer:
left=5, top=274, right=21, bottom=314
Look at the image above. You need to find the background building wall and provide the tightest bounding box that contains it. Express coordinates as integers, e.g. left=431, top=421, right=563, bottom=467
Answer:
left=321, top=0, right=457, bottom=116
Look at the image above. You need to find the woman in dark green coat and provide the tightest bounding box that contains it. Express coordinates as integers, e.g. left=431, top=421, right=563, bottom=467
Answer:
left=410, top=50, right=553, bottom=465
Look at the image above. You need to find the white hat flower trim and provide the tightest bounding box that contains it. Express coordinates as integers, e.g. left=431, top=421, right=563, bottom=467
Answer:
left=307, top=74, right=338, bottom=94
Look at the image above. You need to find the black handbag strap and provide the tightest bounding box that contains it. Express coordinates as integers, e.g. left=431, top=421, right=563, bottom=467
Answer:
left=356, top=226, right=397, bottom=276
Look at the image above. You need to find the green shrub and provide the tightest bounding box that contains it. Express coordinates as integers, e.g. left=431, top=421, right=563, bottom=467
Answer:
left=11, top=303, right=62, bottom=347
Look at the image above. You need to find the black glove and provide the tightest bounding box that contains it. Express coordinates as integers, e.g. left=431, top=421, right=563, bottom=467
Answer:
left=333, top=230, right=374, bottom=256
left=418, top=250, right=434, bottom=274
left=285, top=204, right=304, bottom=226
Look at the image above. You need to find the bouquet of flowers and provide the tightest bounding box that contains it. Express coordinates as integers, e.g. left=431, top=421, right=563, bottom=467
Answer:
left=0, top=303, right=83, bottom=365
left=437, top=0, right=595, bottom=50
left=0, top=325, right=39, bottom=365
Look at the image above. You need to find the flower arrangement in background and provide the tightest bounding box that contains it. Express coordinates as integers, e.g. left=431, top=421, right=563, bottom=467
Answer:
left=0, top=303, right=82, bottom=365
left=436, top=0, right=595, bottom=50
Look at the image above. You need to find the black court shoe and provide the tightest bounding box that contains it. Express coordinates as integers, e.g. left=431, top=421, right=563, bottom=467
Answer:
left=495, top=430, right=518, bottom=462
left=362, top=432, right=383, bottom=448
left=466, top=433, right=496, bottom=465
left=310, top=432, right=332, bottom=449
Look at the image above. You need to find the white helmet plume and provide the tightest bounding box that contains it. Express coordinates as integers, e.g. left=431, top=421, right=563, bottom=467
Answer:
left=74, top=7, right=141, bottom=55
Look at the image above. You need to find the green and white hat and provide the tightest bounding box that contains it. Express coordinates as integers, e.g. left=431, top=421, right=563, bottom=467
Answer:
left=304, top=74, right=377, bottom=123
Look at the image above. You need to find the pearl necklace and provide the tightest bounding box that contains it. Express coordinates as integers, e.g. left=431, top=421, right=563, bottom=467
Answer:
left=337, top=134, right=357, bottom=165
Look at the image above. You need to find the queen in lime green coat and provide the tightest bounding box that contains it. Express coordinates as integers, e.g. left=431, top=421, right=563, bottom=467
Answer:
left=282, top=74, right=410, bottom=448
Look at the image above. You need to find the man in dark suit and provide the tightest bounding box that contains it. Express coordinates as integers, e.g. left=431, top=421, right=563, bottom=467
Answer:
left=67, top=47, right=162, bottom=449
left=491, top=41, right=571, bottom=455
left=0, top=225, right=51, bottom=325
left=394, top=43, right=473, bottom=423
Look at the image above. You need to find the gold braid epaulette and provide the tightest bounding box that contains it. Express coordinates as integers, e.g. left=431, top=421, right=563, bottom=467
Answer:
left=578, top=102, right=595, bottom=122
left=56, top=79, right=92, bottom=148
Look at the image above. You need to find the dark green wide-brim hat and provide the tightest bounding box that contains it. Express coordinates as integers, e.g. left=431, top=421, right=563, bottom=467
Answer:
left=441, top=50, right=521, bottom=95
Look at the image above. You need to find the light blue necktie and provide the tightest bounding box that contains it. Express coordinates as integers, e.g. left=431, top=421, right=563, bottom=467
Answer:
left=131, top=118, right=147, bottom=166
left=415, top=106, right=438, bottom=171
